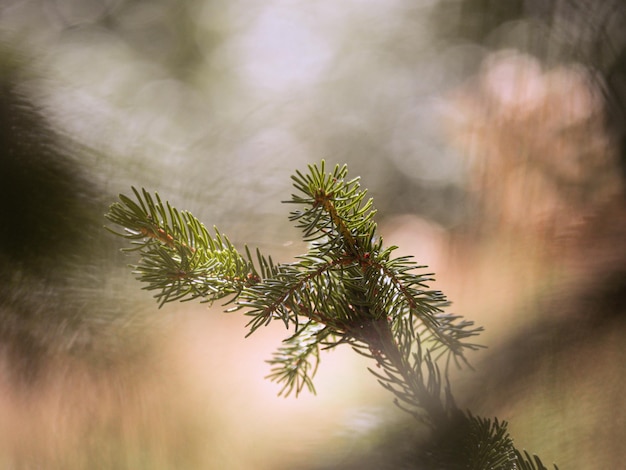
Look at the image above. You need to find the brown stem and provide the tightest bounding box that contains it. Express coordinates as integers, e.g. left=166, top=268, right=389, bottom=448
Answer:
left=315, top=190, right=360, bottom=256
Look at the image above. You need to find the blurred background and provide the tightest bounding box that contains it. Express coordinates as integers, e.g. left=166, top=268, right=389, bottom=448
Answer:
left=0, top=0, right=624, bottom=468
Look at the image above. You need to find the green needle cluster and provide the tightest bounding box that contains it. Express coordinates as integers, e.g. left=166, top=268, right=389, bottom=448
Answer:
left=105, top=161, right=557, bottom=470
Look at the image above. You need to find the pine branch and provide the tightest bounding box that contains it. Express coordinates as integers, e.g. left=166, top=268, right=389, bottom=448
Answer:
left=424, top=412, right=518, bottom=470
left=265, top=321, right=331, bottom=396
left=514, top=449, right=560, bottom=470
left=287, top=161, right=377, bottom=256
left=105, top=187, right=260, bottom=306
left=104, top=161, right=558, bottom=469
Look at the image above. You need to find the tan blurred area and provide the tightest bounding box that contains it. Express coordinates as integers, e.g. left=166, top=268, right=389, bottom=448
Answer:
left=443, top=49, right=625, bottom=315
left=451, top=52, right=621, bottom=240
left=438, top=50, right=626, bottom=468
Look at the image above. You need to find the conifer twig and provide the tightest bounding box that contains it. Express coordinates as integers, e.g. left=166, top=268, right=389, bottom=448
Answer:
left=105, top=160, right=558, bottom=469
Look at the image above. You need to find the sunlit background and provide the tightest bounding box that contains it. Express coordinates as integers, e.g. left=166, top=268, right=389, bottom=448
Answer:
left=0, top=0, right=624, bottom=468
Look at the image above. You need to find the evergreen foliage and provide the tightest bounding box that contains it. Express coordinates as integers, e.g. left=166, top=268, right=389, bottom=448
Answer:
left=105, top=161, right=558, bottom=469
